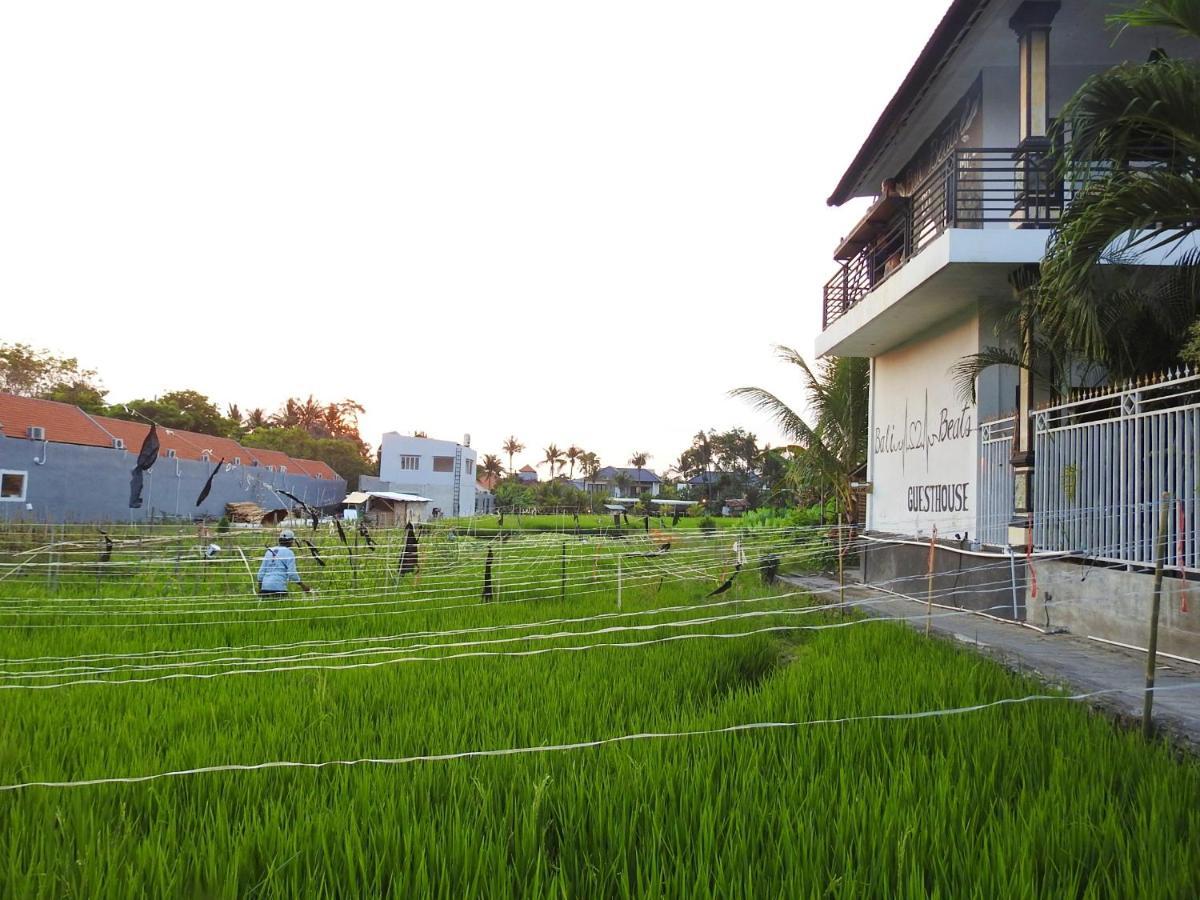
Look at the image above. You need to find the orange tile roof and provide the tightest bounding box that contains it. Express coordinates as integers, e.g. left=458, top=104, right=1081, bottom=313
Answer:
left=0, top=394, right=113, bottom=448
left=245, top=447, right=294, bottom=471
left=2, top=391, right=344, bottom=482
left=296, top=458, right=340, bottom=480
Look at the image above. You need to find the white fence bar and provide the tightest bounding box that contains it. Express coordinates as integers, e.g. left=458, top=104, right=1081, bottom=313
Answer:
left=978, top=415, right=1015, bottom=547
left=1031, top=369, right=1200, bottom=571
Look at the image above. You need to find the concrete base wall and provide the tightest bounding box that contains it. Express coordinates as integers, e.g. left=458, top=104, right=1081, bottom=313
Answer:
left=863, top=535, right=1026, bottom=620
left=1030, top=561, right=1200, bottom=661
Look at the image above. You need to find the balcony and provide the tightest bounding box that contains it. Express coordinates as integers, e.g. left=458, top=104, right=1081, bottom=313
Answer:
left=822, top=145, right=1065, bottom=331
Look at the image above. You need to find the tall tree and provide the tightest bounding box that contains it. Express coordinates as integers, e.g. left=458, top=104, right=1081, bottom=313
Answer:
left=502, top=436, right=525, bottom=477
left=579, top=451, right=601, bottom=480
left=732, top=347, right=869, bottom=523
left=479, top=453, right=505, bottom=484
left=565, top=445, right=583, bottom=480
left=0, top=342, right=102, bottom=399
left=112, top=390, right=238, bottom=437
left=542, top=444, right=565, bottom=480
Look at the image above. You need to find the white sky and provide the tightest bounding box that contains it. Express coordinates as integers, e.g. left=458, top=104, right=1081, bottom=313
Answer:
left=1, top=1, right=948, bottom=475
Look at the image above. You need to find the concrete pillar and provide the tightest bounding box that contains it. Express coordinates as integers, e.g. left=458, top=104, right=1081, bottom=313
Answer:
left=1007, top=2, right=1058, bottom=551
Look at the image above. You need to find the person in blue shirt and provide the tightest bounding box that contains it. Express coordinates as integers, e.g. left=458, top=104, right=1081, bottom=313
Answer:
left=256, top=529, right=312, bottom=598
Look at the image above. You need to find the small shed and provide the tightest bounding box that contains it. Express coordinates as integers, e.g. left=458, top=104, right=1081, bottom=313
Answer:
left=342, top=490, right=432, bottom=526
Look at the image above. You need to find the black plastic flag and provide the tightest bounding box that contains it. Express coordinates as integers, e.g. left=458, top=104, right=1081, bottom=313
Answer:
left=195, top=458, right=225, bottom=507
left=128, top=424, right=160, bottom=508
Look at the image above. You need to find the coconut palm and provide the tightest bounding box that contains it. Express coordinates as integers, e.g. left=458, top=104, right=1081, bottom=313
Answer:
left=480, top=453, right=504, bottom=484
left=565, top=445, right=583, bottom=480
left=731, top=347, right=868, bottom=523
left=1037, top=1, right=1200, bottom=369
left=502, top=436, right=524, bottom=477
left=542, top=444, right=565, bottom=480
left=579, top=451, right=601, bottom=481
left=244, top=408, right=268, bottom=431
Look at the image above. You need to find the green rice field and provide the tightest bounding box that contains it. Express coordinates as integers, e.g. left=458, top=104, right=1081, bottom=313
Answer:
left=0, top=521, right=1197, bottom=897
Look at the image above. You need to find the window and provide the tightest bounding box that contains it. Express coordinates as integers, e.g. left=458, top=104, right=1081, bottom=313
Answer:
left=233, top=457, right=241, bottom=466
left=266, top=465, right=275, bottom=473
left=399, top=455, right=420, bottom=471
left=279, top=466, right=287, bottom=474
left=432, top=456, right=455, bottom=473
left=200, top=452, right=211, bottom=462
left=1, top=471, right=27, bottom=501
left=166, top=449, right=177, bottom=459
left=465, top=459, right=473, bottom=474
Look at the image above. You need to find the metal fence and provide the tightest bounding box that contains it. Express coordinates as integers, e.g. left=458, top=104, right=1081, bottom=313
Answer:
left=1032, top=370, right=1200, bottom=570
left=977, top=415, right=1014, bottom=547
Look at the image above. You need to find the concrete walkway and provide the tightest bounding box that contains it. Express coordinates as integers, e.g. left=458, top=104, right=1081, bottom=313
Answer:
left=782, top=573, right=1200, bottom=750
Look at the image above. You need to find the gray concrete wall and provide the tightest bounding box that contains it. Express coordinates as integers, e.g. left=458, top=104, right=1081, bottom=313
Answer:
left=1030, top=561, right=1200, bottom=661
left=863, top=535, right=1026, bottom=621
left=0, top=434, right=345, bottom=523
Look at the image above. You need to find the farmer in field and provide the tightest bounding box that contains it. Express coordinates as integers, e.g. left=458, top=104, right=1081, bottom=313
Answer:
left=256, top=529, right=312, bottom=599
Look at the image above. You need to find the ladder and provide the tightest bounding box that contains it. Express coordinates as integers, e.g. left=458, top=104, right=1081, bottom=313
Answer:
left=452, top=444, right=463, bottom=517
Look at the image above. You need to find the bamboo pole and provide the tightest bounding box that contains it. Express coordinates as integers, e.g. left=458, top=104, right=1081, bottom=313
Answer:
left=1143, top=491, right=1171, bottom=739
left=926, top=525, right=938, bottom=637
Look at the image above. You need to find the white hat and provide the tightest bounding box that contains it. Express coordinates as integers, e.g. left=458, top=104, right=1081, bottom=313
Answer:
left=279, top=529, right=295, bottom=542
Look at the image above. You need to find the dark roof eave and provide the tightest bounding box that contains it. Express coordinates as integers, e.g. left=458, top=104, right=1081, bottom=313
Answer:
left=827, top=0, right=988, bottom=207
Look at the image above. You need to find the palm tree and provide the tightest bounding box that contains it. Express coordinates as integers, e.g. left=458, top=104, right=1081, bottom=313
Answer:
left=502, top=436, right=524, bottom=477
left=627, top=451, right=650, bottom=496
left=542, top=444, right=565, bottom=480
left=226, top=404, right=242, bottom=426
left=1037, top=1, right=1200, bottom=369
left=580, top=451, right=601, bottom=481
left=731, top=347, right=868, bottom=523
left=565, top=445, right=583, bottom=480
left=480, top=453, right=504, bottom=485
left=244, top=408, right=268, bottom=431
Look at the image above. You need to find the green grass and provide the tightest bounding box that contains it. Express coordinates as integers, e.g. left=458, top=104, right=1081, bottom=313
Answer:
left=0, top=523, right=1196, bottom=897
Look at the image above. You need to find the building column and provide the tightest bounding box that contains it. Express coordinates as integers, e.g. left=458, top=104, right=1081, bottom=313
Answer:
left=1007, top=2, right=1058, bottom=551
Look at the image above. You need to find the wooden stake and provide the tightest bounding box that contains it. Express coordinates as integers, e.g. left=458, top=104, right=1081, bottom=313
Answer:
left=560, top=541, right=567, bottom=602
left=837, top=513, right=845, bottom=616
left=926, top=525, right=938, bottom=636
left=1143, top=491, right=1171, bottom=739
left=616, top=555, right=622, bottom=610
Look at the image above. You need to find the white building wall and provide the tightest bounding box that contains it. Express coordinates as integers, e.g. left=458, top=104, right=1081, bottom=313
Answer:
left=868, top=311, right=980, bottom=539
left=378, top=433, right=477, bottom=518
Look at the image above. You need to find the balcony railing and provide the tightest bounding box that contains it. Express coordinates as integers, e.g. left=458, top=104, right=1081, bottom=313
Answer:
left=822, top=145, right=1067, bottom=330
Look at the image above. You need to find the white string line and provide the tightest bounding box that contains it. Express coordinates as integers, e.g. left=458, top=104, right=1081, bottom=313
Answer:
left=0, top=589, right=831, bottom=672
left=0, top=538, right=1042, bottom=622
left=0, top=539, right=807, bottom=611
left=0, top=539, right=822, bottom=619
left=0, top=548, right=1038, bottom=650
left=0, top=603, right=1030, bottom=691
left=0, top=519, right=830, bottom=545
left=0, top=591, right=853, bottom=679
left=0, top=543, right=1009, bottom=634
left=0, top=531, right=757, bottom=572
left=0, top=552, right=774, bottom=626
left=0, top=551, right=1024, bottom=667
left=6, top=682, right=1198, bottom=793
left=0, top=533, right=815, bottom=606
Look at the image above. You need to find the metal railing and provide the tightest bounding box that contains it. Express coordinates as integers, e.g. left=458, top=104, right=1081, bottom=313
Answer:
left=1032, top=370, right=1200, bottom=570
left=823, top=145, right=1066, bottom=329
left=977, top=415, right=1015, bottom=548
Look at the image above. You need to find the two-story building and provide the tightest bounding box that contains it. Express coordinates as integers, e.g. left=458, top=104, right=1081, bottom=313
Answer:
left=368, top=432, right=476, bottom=519
left=818, top=0, right=1193, bottom=614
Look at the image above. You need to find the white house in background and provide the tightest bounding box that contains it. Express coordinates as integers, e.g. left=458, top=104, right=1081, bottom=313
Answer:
left=369, top=433, right=477, bottom=519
